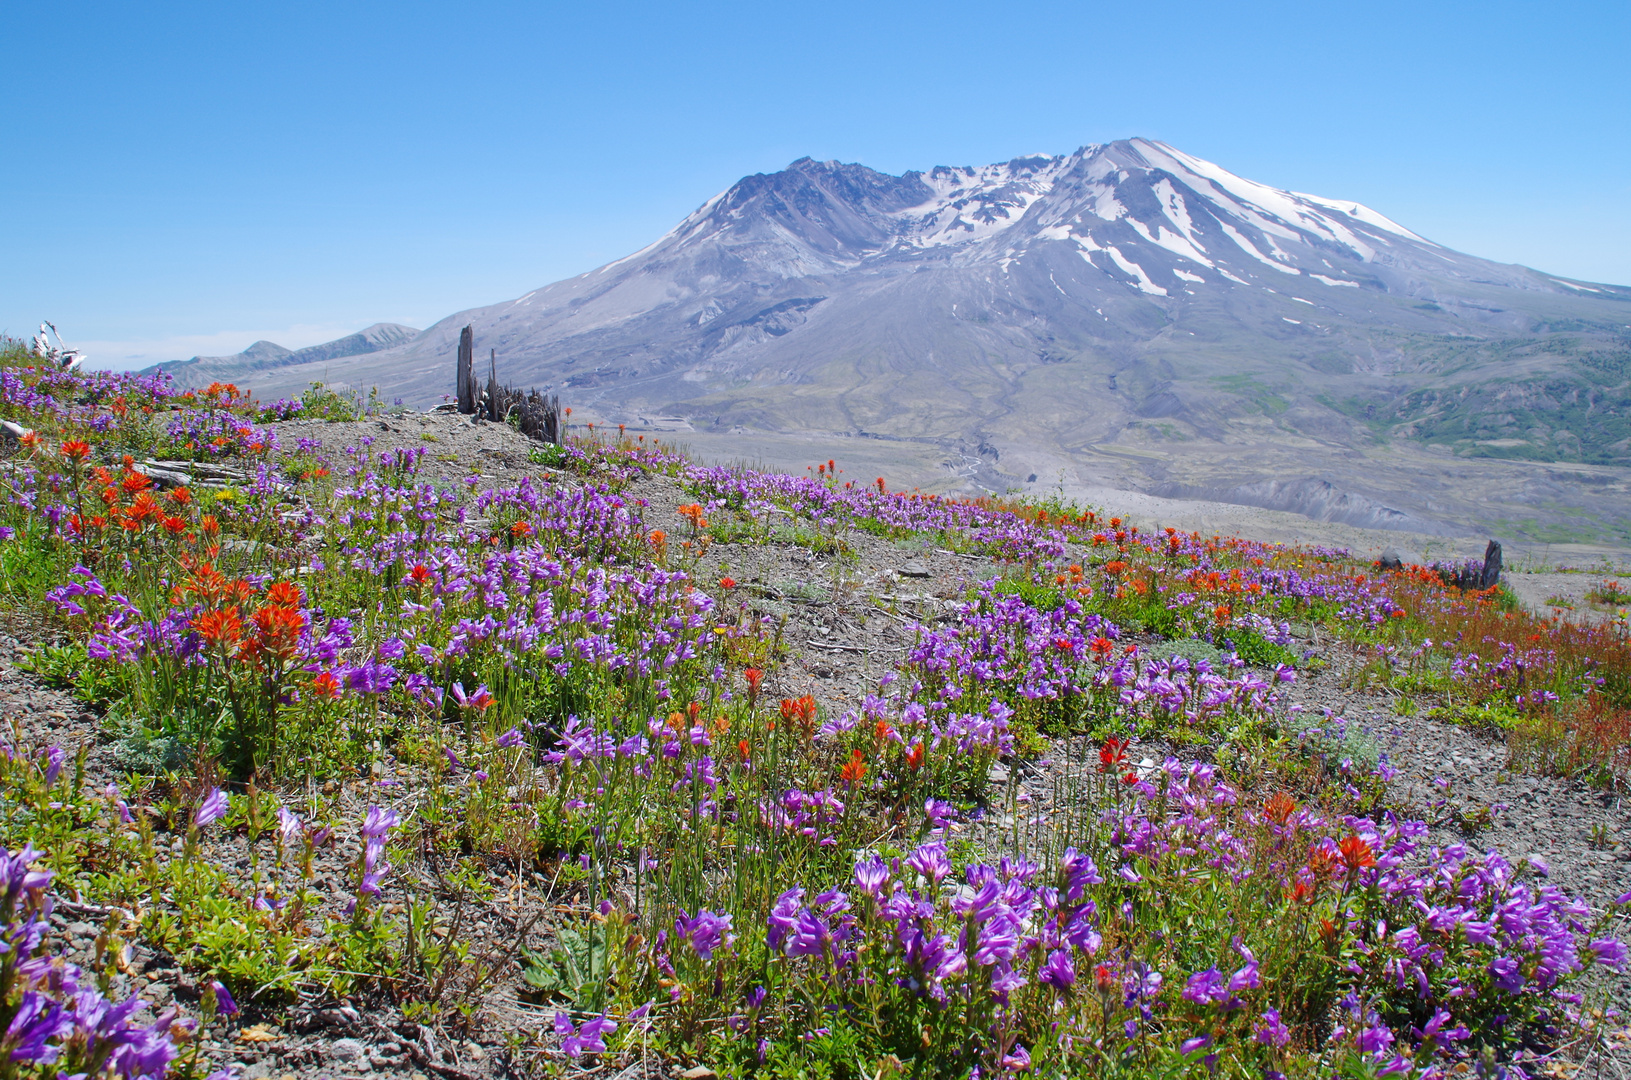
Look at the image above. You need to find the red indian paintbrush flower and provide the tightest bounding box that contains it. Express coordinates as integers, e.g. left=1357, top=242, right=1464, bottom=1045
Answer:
left=1338, top=835, right=1375, bottom=873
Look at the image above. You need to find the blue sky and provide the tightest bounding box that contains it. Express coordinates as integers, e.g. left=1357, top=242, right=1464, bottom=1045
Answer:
left=4, top=0, right=1627, bottom=368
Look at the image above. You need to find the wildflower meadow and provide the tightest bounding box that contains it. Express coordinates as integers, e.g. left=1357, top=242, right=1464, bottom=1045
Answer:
left=3, top=336, right=1631, bottom=1079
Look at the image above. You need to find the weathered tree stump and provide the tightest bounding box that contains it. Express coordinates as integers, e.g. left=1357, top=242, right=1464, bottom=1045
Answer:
left=456, top=325, right=475, bottom=414
left=450, top=330, right=562, bottom=443
left=1479, top=540, right=1503, bottom=591
left=1438, top=540, right=1503, bottom=592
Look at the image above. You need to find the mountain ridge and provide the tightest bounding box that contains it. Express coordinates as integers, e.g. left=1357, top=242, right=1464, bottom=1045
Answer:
left=145, top=322, right=420, bottom=383
left=159, top=138, right=1631, bottom=543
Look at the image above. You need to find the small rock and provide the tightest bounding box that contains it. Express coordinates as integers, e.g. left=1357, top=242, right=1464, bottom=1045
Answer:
left=329, top=1038, right=366, bottom=1062
left=1376, top=546, right=1424, bottom=571
left=680, top=1069, right=718, bottom=1080
left=899, top=560, right=931, bottom=578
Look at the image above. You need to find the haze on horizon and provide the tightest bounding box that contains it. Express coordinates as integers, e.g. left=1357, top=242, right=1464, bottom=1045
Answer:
left=3, top=0, right=1627, bottom=370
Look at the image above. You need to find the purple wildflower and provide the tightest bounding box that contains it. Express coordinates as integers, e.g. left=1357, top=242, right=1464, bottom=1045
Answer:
left=1038, top=949, right=1075, bottom=989
left=194, top=787, right=228, bottom=829
left=210, top=980, right=239, bottom=1016
left=676, top=908, right=734, bottom=960
left=1254, top=1008, right=1290, bottom=1046
left=1591, top=939, right=1628, bottom=968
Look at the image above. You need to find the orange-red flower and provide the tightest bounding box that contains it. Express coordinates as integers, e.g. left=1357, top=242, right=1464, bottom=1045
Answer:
left=1338, top=835, right=1375, bottom=873
left=779, top=695, right=818, bottom=737
left=265, top=580, right=302, bottom=609
left=839, top=749, right=867, bottom=787
left=194, top=607, right=243, bottom=650
left=246, top=603, right=305, bottom=664
left=905, top=742, right=925, bottom=771
left=311, top=671, right=341, bottom=699
left=60, top=440, right=91, bottom=462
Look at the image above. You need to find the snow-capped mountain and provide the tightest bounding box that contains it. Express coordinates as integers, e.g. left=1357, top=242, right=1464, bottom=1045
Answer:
left=197, top=139, right=1631, bottom=541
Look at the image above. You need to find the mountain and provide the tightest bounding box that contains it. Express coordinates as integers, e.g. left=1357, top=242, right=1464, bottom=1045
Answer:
left=148, top=322, right=419, bottom=384
left=183, top=140, right=1631, bottom=544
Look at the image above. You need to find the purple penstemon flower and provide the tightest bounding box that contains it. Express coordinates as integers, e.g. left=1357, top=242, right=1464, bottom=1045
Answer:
left=276, top=806, right=303, bottom=845
left=676, top=908, right=734, bottom=960
left=194, top=787, right=228, bottom=829
left=554, top=1011, right=617, bottom=1057
left=1591, top=939, right=1628, bottom=968
left=210, top=979, right=239, bottom=1016
left=42, top=746, right=66, bottom=785
left=906, top=841, right=952, bottom=885
left=853, top=855, right=890, bottom=898
left=767, top=889, right=804, bottom=951
left=1254, top=1008, right=1290, bottom=1046
left=361, top=804, right=401, bottom=838
left=1181, top=967, right=1229, bottom=1007
left=1038, top=949, right=1075, bottom=989
left=356, top=805, right=401, bottom=898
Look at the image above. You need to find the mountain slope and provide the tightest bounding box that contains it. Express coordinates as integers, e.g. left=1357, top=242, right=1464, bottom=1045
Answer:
left=189, top=139, right=1631, bottom=541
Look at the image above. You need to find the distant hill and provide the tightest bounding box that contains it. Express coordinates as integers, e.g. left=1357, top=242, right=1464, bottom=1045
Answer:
left=146, top=322, right=419, bottom=385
